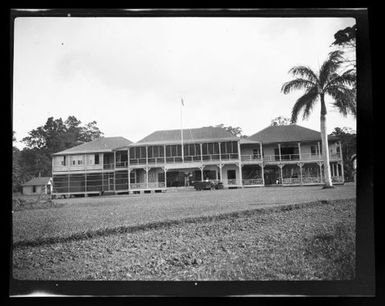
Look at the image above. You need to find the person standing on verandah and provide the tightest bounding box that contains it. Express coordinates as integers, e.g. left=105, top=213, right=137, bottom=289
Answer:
left=281, top=50, right=356, bottom=188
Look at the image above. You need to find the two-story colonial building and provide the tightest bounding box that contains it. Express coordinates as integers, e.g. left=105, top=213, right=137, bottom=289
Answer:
left=51, top=125, right=344, bottom=197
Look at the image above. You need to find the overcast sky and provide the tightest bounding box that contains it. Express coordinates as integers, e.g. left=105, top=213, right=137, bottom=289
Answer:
left=13, top=17, right=356, bottom=147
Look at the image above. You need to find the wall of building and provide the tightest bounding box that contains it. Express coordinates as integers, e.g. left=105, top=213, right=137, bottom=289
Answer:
left=22, top=185, right=43, bottom=195
left=53, top=153, right=104, bottom=172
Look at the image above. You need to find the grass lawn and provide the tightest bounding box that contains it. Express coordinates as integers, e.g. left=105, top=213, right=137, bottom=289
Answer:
left=13, top=199, right=355, bottom=280
left=12, top=184, right=355, bottom=245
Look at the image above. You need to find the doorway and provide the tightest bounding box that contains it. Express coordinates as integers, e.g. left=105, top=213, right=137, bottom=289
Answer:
left=263, top=165, right=280, bottom=185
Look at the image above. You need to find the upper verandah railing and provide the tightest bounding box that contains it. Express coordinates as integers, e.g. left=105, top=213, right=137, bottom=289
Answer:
left=55, top=151, right=342, bottom=171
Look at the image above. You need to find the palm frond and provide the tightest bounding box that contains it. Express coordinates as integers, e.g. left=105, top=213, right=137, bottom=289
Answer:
left=281, top=78, right=316, bottom=94
left=291, top=87, right=319, bottom=123
left=288, top=66, right=319, bottom=84
left=326, top=70, right=356, bottom=89
left=319, top=51, right=345, bottom=87
left=327, top=86, right=356, bottom=116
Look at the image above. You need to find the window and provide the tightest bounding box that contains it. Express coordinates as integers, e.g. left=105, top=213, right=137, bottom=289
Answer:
left=253, top=149, right=260, bottom=158
left=311, top=146, right=317, bottom=155
left=227, top=170, right=236, bottom=180
left=95, top=154, right=99, bottom=164
left=130, top=171, right=136, bottom=184
left=61, top=156, right=66, bottom=166
left=72, top=160, right=76, bottom=165
left=78, top=160, right=82, bottom=165
left=33, top=186, right=36, bottom=193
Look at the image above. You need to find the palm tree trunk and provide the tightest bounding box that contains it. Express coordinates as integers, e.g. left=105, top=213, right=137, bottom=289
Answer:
left=320, top=95, right=333, bottom=187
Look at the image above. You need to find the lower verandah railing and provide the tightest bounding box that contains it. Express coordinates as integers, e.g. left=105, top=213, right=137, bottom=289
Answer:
left=53, top=175, right=344, bottom=193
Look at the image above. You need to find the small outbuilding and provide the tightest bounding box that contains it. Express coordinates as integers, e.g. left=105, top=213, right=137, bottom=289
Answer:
left=22, top=177, right=53, bottom=195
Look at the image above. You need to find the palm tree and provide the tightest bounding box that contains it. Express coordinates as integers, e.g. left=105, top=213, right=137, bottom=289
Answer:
left=281, top=51, right=356, bottom=187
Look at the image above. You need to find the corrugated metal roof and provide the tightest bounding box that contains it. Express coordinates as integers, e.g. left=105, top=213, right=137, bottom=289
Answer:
left=247, top=125, right=339, bottom=144
left=22, top=177, right=52, bottom=186
left=134, top=127, right=239, bottom=146
left=52, top=137, right=132, bottom=155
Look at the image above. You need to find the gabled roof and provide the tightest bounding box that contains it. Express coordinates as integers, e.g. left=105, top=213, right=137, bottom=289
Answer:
left=239, top=138, right=261, bottom=145
left=247, top=125, right=339, bottom=144
left=22, top=177, right=52, bottom=186
left=52, top=137, right=132, bottom=155
left=133, top=127, right=239, bottom=146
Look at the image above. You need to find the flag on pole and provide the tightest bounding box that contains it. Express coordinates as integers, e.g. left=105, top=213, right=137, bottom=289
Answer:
left=180, top=98, right=184, bottom=162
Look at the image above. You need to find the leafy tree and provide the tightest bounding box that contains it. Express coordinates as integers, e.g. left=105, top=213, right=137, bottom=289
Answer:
left=215, top=124, right=245, bottom=137
left=330, top=127, right=356, bottom=181
left=332, top=25, right=356, bottom=71
left=270, top=116, right=292, bottom=126
left=20, top=116, right=103, bottom=180
left=12, top=132, right=23, bottom=192
left=282, top=50, right=356, bottom=188
left=332, top=25, right=356, bottom=49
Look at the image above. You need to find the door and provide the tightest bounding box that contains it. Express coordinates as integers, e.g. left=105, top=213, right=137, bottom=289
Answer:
left=227, top=169, right=236, bottom=185
left=264, top=167, right=279, bottom=185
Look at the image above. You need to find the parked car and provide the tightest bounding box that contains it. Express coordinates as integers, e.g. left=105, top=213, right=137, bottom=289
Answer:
left=193, top=180, right=223, bottom=191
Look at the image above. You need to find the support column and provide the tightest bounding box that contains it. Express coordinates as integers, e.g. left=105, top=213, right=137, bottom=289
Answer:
left=145, top=167, right=149, bottom=189
left=164, top=168, right=167, bottom=188
left=218, top=164, right=223, bottom=182
left=261, top=164, right=265, bottom=186
left=237, top=141, right=241, bottom=161
left=145, top=146, right=148, bottom=165
left=317, top=142, right=321, bottom=159
left=200, top=143, right=203, bottom=162
left=200, top=166, right=204, bottom=181
left=85, top=172, right=87, bottom=194
left=68, top=173, right=70, bottom=195
left=164, top=145, right=166, bottom=164
left=114, top=151, right=116, bottom=169
left=298, top=162, right=303, bottom=185
left=340, top=162, right=345, bottom=182
left=339, top=141, right=344, bottom=182
left=238, top=162, right=243, bottom=187
left=128, top=169, right=131, bottom=191
left=297, top=142, right=302, bottom=160
left=218, top=142, right=222, bottom=162
left=278, top=143, right=282, bottom=161
left=114, top=170, right=116, bottom=193
left=279, top=164, right=284, bottom=185
left=318, top=162, right=323, bottom=184
left=259, top=142, right=263, bottom=161
left=101, top=171, right=104, bottom=193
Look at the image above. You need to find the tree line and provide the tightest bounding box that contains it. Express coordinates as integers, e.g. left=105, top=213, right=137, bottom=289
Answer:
left=13, top=116, right=103, bottom=191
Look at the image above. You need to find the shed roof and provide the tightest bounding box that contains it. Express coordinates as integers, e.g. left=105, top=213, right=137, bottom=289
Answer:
left=53, top=137, right=132, bottom=155
left=247, top=125, right=339, bottom=144
left=22, top=177, right=52, bottom=186
left=131, top=127, right=239, bottom=146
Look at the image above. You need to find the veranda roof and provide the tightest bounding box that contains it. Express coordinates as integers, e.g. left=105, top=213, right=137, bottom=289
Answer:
left=247, top=124, right=339, bottom=144
left=52, top=137, right=132, bottom=155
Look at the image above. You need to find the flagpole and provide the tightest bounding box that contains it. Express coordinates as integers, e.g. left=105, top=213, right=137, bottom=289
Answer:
left=180, top=98, right=184, bottom=162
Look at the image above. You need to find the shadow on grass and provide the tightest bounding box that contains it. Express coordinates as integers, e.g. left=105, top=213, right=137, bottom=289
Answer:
left=303, top=222, right=355, bottom=280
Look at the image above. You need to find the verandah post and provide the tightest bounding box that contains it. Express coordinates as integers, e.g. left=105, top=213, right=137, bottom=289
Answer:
left=261, top=164, right=265, bottom=186
left=339, top=141, right=345, bottom=182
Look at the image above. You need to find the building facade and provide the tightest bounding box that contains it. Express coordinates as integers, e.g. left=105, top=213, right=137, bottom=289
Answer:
left=22, top=177, right=53, bottom=195
left=51, top=125, right=344, bottom=197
